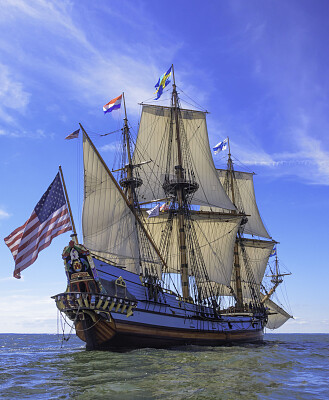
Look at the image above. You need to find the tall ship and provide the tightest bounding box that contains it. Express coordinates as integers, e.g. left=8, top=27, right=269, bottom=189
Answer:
left=53, top=67, right=292, bottom=350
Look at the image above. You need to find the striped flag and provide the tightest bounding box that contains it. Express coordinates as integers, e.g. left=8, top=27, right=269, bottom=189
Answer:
left=103, top=94, right=122, bottom=114
left=4, top=172, right=72, bottom=279
left=65, top=128, right=80, bottom=140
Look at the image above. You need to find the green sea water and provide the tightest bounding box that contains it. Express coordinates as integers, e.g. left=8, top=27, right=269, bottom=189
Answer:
left=0, top=333, right=328, bottom=399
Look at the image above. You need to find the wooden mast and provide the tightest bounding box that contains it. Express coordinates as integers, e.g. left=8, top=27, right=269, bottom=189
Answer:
left=261, top=248, right=291, bottom=303
left=122, top=92, right=134, bottom=206
left=172, top=65, right=189, bottom=300
left=227, top=138, right=243, bottom=310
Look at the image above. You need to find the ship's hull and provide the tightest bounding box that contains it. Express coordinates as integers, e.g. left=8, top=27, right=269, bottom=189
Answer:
left=55, top=257, right=265, bottom=351
left=75, top=317, right=264, bottom=351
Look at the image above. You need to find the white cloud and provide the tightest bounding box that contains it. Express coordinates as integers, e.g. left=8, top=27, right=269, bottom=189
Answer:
left=100, top=142, right=121, bottom=152
left=0, top=208, right=10, bottom=219
left=0, top=63, right=30, bottom=124
left=0, top=0, right=185, bottom=119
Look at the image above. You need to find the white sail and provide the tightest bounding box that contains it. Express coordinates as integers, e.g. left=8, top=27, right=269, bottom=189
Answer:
left=218, top=169, right=270, bottom=238
left=82, top=132, right=160, bottom=275
left=263, top=296, right=292, bottom=329
left=219, top=238, right=275, bottom=296
left=144, top=211, right=241, bottom=286
left=133, top=105, right=235, bottom=211
left=201, top=170, right=270, bottom=238
left=239, top=238, right=275, bottom=285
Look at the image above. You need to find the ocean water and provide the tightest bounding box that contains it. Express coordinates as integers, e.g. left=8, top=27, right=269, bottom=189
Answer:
left=0, top=333, right=328, bottom=400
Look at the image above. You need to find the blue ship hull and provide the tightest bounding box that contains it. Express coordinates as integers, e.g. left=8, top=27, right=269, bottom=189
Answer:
left=55, top=256, right=265, bottom=350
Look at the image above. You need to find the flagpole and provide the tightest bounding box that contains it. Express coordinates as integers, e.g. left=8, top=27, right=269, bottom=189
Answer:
left=227, top=136, right=231, bottom=158
left=59, top=165, right=77, bottom=239
left=171, top=64, right=175, bottom=86
left=122, top=92, right=127, bottom=120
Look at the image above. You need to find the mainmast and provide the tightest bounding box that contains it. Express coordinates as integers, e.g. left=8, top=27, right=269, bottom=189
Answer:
left=172, top=66, right=189, bottom=300
left=227, top=138, right=244, bottom=310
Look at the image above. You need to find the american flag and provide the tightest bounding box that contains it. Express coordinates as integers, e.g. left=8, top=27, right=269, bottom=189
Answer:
left=4, top=172, right=72, bottom=278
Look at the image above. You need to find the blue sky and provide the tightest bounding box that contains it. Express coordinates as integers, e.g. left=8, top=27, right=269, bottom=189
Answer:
left=0, top=0, right=328, bottom=333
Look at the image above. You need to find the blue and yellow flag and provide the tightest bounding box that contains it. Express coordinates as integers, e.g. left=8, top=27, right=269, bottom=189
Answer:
left=154, top=66, right=172, bottom=100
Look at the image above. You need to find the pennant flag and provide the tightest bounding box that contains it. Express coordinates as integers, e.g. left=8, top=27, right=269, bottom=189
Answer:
left=154, top=66, right=172, bottom=100
left=65, top=129, right=80, bottom=140
left=103, top=94, right=122, bottom=114
left=270, top=246, right=277, bottom=257
left=147, top=204, right=160, bottom=218
left=213, top=138, right=228, bottom=154
left=4, top=173, right=72, bottom=279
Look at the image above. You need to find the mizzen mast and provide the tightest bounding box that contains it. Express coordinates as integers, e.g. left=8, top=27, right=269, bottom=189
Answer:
left=261, top=249, right=291, bottom=303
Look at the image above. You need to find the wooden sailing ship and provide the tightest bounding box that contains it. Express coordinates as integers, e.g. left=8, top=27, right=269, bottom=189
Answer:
left=53, top=66, right=292, bottom=350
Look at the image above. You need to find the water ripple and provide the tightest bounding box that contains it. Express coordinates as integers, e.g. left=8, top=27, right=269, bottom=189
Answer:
left=0, top=333, right=328, bottom=399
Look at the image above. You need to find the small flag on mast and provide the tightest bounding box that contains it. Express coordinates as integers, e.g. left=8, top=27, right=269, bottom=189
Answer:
left=103, top=94, right=123, bottom=114
left=270, top=246, right=277, bottom=257
left=154, top=66, right=172, bottom=100
left=4, top=173, right=72, bottom=279
left=147, top=204, right=160, bottom=218
left=160, top=201, right=170, bottom=212
left=65, top=129, right=80, bottom=140
left=213, top=138, right=228, bottom=154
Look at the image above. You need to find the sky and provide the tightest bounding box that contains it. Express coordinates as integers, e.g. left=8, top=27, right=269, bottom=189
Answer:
left=0, top=0, right=328, bottom=334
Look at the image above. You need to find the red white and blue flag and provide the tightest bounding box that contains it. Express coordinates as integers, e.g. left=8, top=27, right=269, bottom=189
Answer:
left=4, top=173, right=72, bottom=278
left=65, top=128, right=80, bottom=140
left=103, top=94, right=122, bottom=114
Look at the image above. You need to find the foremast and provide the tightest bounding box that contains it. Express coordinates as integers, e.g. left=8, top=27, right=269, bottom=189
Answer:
left=119, top=93, right=142, bottom=207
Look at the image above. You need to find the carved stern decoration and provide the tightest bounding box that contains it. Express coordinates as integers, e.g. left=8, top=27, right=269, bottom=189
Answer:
left=52, top=240, right=137, bottom=349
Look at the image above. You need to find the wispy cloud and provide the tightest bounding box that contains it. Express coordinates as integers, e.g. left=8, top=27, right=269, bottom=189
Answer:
left=0, top=63, right=30, bottom=125
left=211, top=2, right=329, bottom=186
left=0, top=208, right=10, bottom=219
left=100, top=142, right=121, bottom=152
left=0, top=0, right=184, bottom=121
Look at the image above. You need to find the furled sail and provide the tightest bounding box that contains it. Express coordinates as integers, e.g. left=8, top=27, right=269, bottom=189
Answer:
left=263, top=296, right=293, bottom=329
left=82, top=132, right=161, bottom=275
left=133, top=105, right=235, bottom=211
left=144, top=212, right=241, bottom=286
left=219, top=238, right=275, bottom=297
